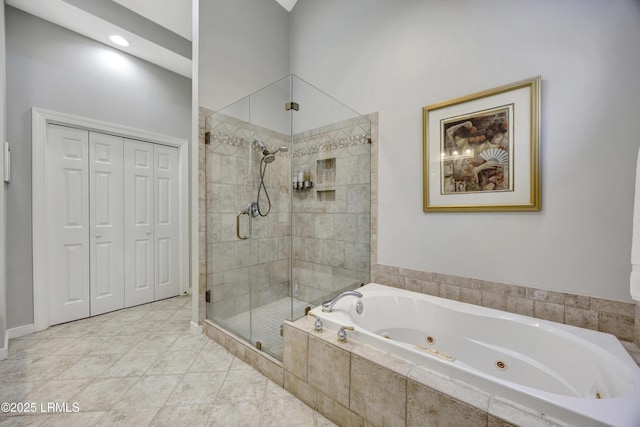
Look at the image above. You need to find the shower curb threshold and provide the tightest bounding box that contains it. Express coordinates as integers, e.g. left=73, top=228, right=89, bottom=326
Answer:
left=203, top=319, right=284, bottom=386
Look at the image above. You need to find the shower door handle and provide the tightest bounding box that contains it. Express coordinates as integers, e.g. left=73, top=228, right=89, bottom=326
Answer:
left=236, top=210, right=249, bottom=240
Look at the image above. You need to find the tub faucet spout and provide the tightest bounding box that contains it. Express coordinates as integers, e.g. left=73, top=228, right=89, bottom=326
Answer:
left=322, top=290, right=363, bottom=312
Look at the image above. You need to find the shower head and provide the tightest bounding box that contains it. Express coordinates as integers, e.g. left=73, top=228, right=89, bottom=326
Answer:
left=255, top=140, right=288, bottom=159
left=271, top=145, right=288, bottom=154
left=263, top=153, right=276, bottom=163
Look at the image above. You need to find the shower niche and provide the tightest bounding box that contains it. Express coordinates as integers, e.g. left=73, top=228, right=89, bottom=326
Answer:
left=202, top=75, right=371, bottom=360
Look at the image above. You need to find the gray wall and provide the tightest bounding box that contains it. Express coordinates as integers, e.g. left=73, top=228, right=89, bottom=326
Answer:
left=290, top=0, right=640, bottom=302
left=5, top=6, right=191, bottom=329
left=198, top=0, right=289, bottom=111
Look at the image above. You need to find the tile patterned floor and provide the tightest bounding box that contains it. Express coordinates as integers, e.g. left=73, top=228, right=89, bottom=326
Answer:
left=218, top=298, right=311, bottom=359
left=0, top=296, right=335, bottom=426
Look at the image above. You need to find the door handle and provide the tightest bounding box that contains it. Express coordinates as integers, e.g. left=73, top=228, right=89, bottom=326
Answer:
left=146, top=230, right=151, bottom=235
left=95, top=233, right=101, bottom=238
left=236, top=211, right=249, bottom=240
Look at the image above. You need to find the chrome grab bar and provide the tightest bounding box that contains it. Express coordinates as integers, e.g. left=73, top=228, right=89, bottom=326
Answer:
left=236, top=210, right=249, bottom=240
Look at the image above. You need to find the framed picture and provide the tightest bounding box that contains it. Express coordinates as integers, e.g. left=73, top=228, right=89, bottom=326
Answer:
left=423, top=76, right=541, bottom=212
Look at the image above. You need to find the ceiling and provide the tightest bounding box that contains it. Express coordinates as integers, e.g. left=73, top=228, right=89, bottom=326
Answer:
left=275, top=0, right=298, bottom=12
left=6, top=0, right=298, bottom=79
left=6, top=0, right=193, bottom=77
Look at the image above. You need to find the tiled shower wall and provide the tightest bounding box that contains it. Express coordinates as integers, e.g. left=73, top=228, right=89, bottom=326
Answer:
left=203, top=111, right=291, bottom=320
left=200, top=107, right=638, bottom=346
left=291, top=117, right=371, bottom=304
left=200, top=107, right=372, bottom=319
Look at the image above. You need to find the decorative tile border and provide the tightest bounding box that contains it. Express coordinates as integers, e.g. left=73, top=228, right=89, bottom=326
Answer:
left=292, top=133, right=369, bottom=158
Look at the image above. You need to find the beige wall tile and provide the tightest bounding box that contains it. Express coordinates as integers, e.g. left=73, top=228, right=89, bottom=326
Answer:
left=439, top=283, right=460, bottom=301
left=407, top=380, right=487, bottom=427
left=318, top=392, right=364, bottom=427
left=564, top=307, right=598, bottom=330
left=373, top=271, right=404, bottom=288
left=405, top=278, right=439, bottom=296
left=350, top=344, right=415, bottom=378
left=237, top=346, right=260, bottom=371
left=433, top=273, right=474, bottom=288
left=408, top=366, right=491, bottom=411
left=283, top=324, right=309, bottom=381
left=308, top=335, right=351, bottom=407
left=533, top=300, right=564, bottom=323
left=374, top=264, right=400, bottom=276
left=399, top=268, right=432, bottom=282
left=284, top=370, right=319, bottom=410
left=257, top=355, right=283, bottom=387
left=482, top=291, right=508, bottom=311
left=350, top=354, right=406, bottom=426
left=563, top=293, right=591, bottom=310
left=507, top=296, right=534, bottom=317
left=459, top=288, right=482, bottom=306
left=592, top=298, right=635, bottom=317
left=599, top=312, right=635, bottom=341
left=526, top=288, right=568, bottom=305
left=488, top=396, right=550, bottom=427
left=478, top=280, right=526, bottom=297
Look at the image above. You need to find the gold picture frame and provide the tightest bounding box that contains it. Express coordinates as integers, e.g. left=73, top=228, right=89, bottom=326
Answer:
left=423, top=76, right=541, bottom=212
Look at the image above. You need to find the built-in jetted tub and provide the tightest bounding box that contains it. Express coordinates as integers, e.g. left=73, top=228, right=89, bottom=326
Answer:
left=309, top=283, right=640, bottom=426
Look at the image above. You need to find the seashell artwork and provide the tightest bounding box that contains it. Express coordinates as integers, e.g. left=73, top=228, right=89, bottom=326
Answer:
left=479, top=148, right=509, bottom=165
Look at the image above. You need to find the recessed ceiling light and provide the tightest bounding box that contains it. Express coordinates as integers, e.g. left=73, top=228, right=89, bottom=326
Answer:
left=109, top=35, right=130, bottom=47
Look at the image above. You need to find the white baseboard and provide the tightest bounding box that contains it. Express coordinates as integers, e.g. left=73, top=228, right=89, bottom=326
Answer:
left=190, top=320, right=203, bottom=335
left=8, top=324, right=35, bottom=339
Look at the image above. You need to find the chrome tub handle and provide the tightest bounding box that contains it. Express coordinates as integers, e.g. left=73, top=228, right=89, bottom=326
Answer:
left=236, top=210, right=249, bottom=240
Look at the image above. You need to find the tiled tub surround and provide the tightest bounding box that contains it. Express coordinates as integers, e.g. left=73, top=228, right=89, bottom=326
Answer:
left=283, top=312, right=640, bottom=427
left=306, top=284, right=640, bottom=426
left=292, top=116, right=371, bottom=304
left=284, top=318, right=540, bottom=427
left=369, top=264, right=640, bottom=347
left=204, top=112, right=292, bottom=321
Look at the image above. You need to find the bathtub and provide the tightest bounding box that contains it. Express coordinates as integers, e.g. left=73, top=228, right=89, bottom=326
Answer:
left=309, top=283, right=640, bottom=427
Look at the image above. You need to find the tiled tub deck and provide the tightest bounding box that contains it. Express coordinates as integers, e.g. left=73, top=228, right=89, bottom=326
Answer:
left=281, top=315, right=640, bottom=427
left=206, top=312, right=640, bottom=427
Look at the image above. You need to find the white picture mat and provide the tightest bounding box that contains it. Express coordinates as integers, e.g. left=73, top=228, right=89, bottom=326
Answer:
left=426, top=86, right=532, bottom=207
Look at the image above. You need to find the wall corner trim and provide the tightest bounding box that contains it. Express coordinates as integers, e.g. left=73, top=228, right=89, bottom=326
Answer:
left=190, top=320, right=203, bottom=335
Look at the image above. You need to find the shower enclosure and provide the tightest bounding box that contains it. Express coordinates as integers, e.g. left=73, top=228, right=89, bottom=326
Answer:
left=203, top=75, right=371, bottom=360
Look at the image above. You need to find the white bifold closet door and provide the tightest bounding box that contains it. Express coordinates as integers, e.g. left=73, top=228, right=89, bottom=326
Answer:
left=152, top=144, right=180, bottom=301
left=123, top=141, right=180, bottom=306
left=124, top=141, right=155, bottom=307
left=90, top=132, right=125, bottom=316
left=46, top=125, right=91, bottom=325
left=46, top=124, right=180, bottom=324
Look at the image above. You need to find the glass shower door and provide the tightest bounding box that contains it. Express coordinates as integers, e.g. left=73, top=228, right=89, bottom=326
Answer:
left=204, top=74, right=372, bottom=361
left=290, top=76, right=372, bottom=308
left=246, top=76, right=294, bottom=357
left=205, top=94, right=255, bottom=345
left=205, top=76, right=296, bottom=359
